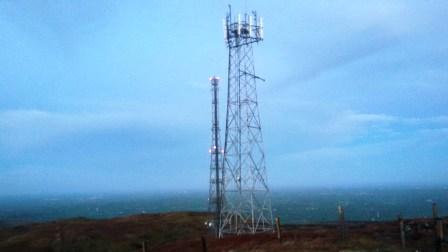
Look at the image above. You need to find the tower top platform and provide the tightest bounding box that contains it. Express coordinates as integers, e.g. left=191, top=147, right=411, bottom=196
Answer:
left=223, top=8, right=264, bottom=47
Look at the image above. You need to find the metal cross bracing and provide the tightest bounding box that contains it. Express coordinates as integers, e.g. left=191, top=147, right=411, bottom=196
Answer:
left=218, top=6, right=273, bottom=237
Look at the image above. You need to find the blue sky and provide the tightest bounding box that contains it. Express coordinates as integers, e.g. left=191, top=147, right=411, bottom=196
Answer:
left=0, top=1, right=447, bottom=195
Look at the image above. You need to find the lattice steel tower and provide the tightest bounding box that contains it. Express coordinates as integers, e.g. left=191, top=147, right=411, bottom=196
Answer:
left=219, top=6, right=273, bottom=236
left=208, top=76, right=223, bottom=237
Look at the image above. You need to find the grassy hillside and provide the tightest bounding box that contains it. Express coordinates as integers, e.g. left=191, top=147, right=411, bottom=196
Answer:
left=0, top=212, right=209, bottom=252
left=0, top=212, right=445, bottom=251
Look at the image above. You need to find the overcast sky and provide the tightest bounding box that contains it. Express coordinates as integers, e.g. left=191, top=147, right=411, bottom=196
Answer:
left=1, top=1, right=447, bottom=195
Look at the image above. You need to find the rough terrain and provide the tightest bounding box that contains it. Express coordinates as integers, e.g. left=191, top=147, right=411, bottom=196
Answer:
left=0, top=212, right=446, bottom=251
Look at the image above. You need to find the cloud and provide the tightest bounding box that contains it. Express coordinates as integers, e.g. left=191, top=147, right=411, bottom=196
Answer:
left=272, top=121, right=448, bottom=187
left=268, top=1, right=448, bottom=88
left=293, top=29, right=402, bottom=84
left=0, top=107, right=203, bottom=153
left=0, top=107, right=210, bottom=193
left=344, top=111, right=396, bottom=124
left=271, top=2, right=416, bottom=85
left=278, top=111, right=448, bottom=162
left=264, top=102, right=448, bottom=164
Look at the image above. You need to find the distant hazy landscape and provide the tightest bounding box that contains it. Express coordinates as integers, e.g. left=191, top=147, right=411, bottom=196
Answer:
left=1, top=186, right=447, bottom=227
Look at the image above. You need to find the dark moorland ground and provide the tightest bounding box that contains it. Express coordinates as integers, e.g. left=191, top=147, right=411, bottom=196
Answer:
left=0, top=212, right=446, bottom=252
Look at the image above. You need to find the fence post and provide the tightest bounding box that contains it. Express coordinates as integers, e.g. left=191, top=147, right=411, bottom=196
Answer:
left=141, top=240, right=148, bottom=252
left=433, top=202, right=439, bottom=220
left=338, top=205, right=345, bottom=240
left=201, top=236, right=207, bottom=252
left=398, top=214, right=406, bottom=249
left=275, top=217, right=282, bottom=241
left=437, top=219, right=444, bottom=241
left=56, top=224, right=65, bottom=252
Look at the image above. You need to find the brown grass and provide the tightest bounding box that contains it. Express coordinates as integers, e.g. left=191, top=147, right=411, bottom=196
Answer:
left=0, top=212, right=445, bottom=252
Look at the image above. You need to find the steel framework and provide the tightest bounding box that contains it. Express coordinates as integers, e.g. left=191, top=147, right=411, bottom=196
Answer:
left=219, top=6, right=273, bottom=236
left=208, top=76, right=224, bottom=237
